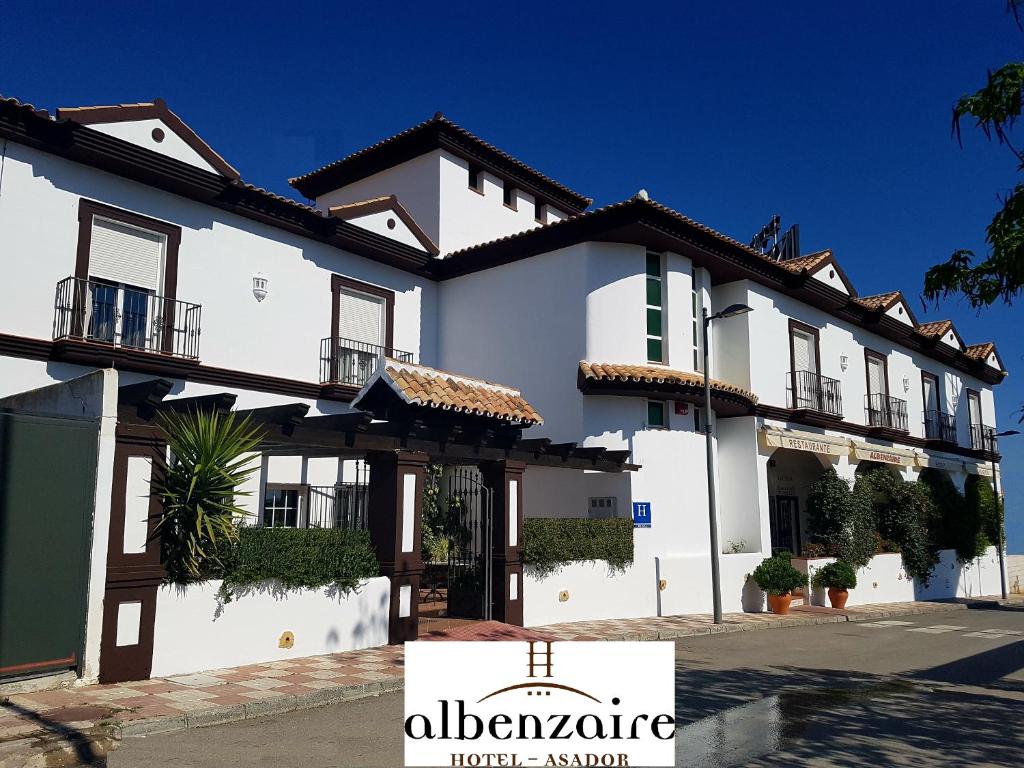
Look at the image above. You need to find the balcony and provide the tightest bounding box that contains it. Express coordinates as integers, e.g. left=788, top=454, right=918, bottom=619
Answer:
left=787, top=370, right=843, bottom=420
left=320, top=336, right=414, bottom=389
left=924, top=410, right=957, bottom=445
left=865, top=393, right=908, bottom=433
left=53, top=276, right=201, bottom=363
left=971, top=424, right=998, bottom=455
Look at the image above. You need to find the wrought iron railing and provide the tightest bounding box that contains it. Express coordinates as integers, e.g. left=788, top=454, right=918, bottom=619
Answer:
left=53, top=276, right=201, bottom=359
left=787, top=370, right=843, bottom=417
left=924, top=410, right=957, bottom=443
left=971, top=424, right=997, bottom=454
left=865, top=393, right=908, bottom=431
left=319, top=336, right=414, bottom=386
left=307, top=483, right=370, bottom=530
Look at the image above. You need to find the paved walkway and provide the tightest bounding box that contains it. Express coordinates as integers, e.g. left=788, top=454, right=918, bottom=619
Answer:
left=0, top=597, right=1016, bottom=766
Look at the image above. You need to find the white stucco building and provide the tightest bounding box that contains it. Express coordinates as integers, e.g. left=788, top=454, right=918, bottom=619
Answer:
left=0, top=94, right=1008, bottom=684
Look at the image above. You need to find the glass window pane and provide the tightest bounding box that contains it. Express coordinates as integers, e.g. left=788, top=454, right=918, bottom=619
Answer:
left=647, top=308, right=662, bottom=337
left=646, top=277, right=662, bottom=307
left=647, top=338, right=663, bottom=362
left=646, top=253, right=660, bottom=277
left=648, top=401, right=665, bottom=427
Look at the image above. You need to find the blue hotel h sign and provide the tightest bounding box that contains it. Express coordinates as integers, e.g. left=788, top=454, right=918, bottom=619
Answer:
left=632, top=501, right=652, bottom=528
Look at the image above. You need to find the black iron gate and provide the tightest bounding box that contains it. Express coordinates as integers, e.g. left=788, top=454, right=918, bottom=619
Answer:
left=444, top=468, right=493, bottom=620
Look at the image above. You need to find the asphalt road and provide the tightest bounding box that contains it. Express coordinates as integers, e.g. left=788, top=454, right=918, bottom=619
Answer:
left=110, top=604, right=1024, bottom=768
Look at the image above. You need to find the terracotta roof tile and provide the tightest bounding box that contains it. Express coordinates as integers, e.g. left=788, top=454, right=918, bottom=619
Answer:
left=853, top=291, right=903, bottom=311
left=376, top=359, right=543, bottom=425
left=917, top=320, right=953, bottom=338
left=777, top=249, right=833, bottom=273
left=578, top=361, right=758, bottom=404
left=965, top=342, right=995, bottom=362
left=290, top=113, right=591, bottom=209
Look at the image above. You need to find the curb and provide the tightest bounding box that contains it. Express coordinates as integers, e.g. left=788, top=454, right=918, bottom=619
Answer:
left=113, top=676, right=404, bottom=739
left=107, top=598, right=1011, bottom=740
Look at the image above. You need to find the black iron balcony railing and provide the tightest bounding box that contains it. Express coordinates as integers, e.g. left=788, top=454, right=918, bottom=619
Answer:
left=924, top=410, right=957, bottom=444
left=787, top=370, right=843, bottom=418
left=53, top=276, right=201, bottom=359
left=971, top=424, right=998, bottom=454
left=866, top=393, right=909, bottom=432
left=320, top=336, right=414, bottom=387
left=307, top=484, right=369, bottom=530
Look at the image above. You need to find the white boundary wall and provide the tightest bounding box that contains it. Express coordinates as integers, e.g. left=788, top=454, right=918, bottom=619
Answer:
left=525, top=547, right=1005, bottom=626
left=151, top=577, right=391, bottom=678
left=796, top=546, right=1004, bottom=607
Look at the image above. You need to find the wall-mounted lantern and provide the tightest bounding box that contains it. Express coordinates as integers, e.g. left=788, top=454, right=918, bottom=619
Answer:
left=252, top=273, right=269, bottom=302
left=840, top=354, right=849, bottom=372
left=902, top=376, right=911, bottom=393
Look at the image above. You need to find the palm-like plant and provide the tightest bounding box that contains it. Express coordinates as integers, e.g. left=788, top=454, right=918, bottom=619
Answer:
left=153, top=409, right=263, bottom=583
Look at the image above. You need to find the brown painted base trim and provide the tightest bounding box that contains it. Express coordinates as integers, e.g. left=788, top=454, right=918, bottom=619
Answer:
left=0, top=654, right=77, bottom=676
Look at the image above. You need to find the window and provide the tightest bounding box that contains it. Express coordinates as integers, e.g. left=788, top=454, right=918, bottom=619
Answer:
left=85, top=216, right=168, bottom=352
left=262, top=484, right=306, bottom=527
left=921, top=372, right=939, bottom=413
left=788, top=321, right=821, bottom=410
left=468, top=164, right=482, bottom=191
left=967, top=390, right=982, bottom=428
left=694, top=406, right=703, bottom=434
left=503, top=184, right=517, bottom=209
left=865, top=351, right=888, bottom=397
left=647, top=400, right=666, bottom=428
left=329, top=275, right=396, bottom=386
left=691, top=268, right=705, bottom=371
left=646, top=251, right=664, bottom=363
left=588, top=497, right=618, bottom=519
left=534, top=199, right=544, bottom=223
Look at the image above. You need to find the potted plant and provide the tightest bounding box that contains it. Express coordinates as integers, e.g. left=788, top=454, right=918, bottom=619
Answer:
left=811, top=560, right=857, bottom=609
left=751, top=552, right=808, bottom=615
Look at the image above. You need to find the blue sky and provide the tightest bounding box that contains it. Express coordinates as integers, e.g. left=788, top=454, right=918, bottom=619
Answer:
left=3, top=2, right=1023, bottom=550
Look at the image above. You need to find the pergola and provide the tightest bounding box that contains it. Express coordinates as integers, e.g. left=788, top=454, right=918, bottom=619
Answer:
left=117, top=369, right=635, bottom=642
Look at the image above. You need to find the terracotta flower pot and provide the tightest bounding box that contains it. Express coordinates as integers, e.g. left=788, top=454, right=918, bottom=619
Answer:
left=767, top=592, right=793, bottom=615
left=827, top=587, right=849, bottom=610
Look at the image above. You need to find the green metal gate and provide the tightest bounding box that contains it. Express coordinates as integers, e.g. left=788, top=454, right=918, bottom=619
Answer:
left=0, top=411, right=97, bottom=679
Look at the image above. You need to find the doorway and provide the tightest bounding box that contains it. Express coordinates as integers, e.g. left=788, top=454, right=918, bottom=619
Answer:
left=769, top=495, right=801, bottom=555
left=419, top=467, right=493, bottom=635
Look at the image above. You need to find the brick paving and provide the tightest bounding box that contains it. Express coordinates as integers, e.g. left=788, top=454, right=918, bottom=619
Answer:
left=0, top=596, right=1015, bottom=765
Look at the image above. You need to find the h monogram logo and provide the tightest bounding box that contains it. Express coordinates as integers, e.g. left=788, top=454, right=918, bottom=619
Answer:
left=527, top=641, right=554, bottom=678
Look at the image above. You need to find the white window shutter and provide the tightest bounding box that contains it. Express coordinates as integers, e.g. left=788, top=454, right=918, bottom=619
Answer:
left=88, top=217, right=165, bottom=292
left=867, top=357, right=885, bottom=395
left=338, top=289, right=384, bottom=346
left=792, top=330, right=816, bottom=374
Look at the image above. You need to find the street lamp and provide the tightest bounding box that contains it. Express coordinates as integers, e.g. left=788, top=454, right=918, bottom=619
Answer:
left=993, top=429, right=1018, bottom=599
left=702, top=303, right=753, bottom=624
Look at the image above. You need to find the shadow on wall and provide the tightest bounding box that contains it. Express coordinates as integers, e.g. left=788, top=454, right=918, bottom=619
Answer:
left=338, top=585, right=391, bottom=651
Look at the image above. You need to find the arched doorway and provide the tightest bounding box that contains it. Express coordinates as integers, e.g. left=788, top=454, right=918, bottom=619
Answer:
left=766, top=448, right=833, bottom=555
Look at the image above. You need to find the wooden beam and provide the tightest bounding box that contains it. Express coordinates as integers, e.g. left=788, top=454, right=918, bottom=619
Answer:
left=158, top=392, right=237, bottom=414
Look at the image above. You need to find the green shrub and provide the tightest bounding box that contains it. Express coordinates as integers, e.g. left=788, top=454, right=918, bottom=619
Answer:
left=966, top=475, right=999, bottom=556
left=811, top=560, right=858, bottom=590
left=522, top=518, right=633, bottom=577
left=216, top=527, right=379, bottom=599
left=751, top=552, right=808, bottom=596
left=857, top=468, right=939, bottom=584
left=806, top=468, right=876, bottom=568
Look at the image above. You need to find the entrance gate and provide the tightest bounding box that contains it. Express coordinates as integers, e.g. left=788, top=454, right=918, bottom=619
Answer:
left=444, top=468, right=493, bottom=620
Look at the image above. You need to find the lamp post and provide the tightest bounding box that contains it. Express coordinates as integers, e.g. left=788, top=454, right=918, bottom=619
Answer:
left=993, top=429, right=1019, bottom=600
left=702, top=303, right=753, bottom=624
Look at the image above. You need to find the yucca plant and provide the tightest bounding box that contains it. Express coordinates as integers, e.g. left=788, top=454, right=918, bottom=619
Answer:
left=153, top=409, right=263, bottom=583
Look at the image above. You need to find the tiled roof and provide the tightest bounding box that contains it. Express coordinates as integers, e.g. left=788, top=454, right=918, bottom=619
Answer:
left=917, top=320, right=953, bottom=337
left=374, top=359, right=543, bottom=425
left=854, top=291, right=902, bottom=311
left=578, top=361, right=758, bottom=404
left=290, top=113, right=591, bottom=209
left=965, top=342, right=995, bottom=362
left=777, top=249, right=833, bottom=273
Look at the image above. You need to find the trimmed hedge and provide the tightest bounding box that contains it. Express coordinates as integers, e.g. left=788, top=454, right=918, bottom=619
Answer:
left=215, top=527, right=379, bottom=596
left=522, top=518, right=634, bottom=577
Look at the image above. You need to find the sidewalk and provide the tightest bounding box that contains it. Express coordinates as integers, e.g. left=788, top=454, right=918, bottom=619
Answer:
left=1, top=596, right=1018, bottom=766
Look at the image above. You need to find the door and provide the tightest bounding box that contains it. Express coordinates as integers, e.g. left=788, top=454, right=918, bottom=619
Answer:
left=444, top=468, right=493, bottom=620
left=769, top=496, right=801, bottom=555
left=791, top=328, right=819, bottom=409
left=0, top=412, right=97, bottom=680
left=866, top=353, right=888, bottom=426
left=336, top=288, right=386, bottom=385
